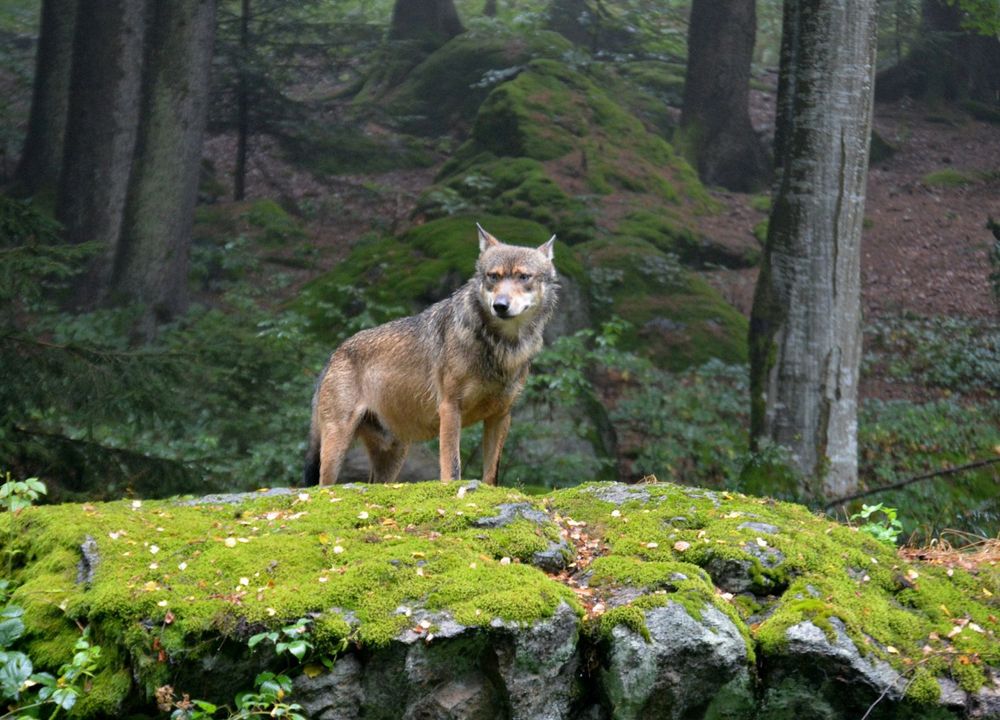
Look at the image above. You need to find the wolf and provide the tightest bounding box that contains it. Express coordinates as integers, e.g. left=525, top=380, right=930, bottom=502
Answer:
left=303, top=223, right=558, bottom=487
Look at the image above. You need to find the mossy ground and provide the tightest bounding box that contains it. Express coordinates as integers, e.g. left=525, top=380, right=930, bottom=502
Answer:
left=5, top=481, right=997, bottom=715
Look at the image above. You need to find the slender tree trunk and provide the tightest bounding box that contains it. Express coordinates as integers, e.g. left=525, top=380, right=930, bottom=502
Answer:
left=57, top=0, right=148, bottom=309
left=112, top=0, right=217, bottom=331
left=748, top=0, right=877, bottom=499
left=677, top=0, right=769, bottom=192
left=234, top=0, right=250, bottom=201
left=14, top=0, right=77, bottom=199
left=483, top=0, right=498, bottom=17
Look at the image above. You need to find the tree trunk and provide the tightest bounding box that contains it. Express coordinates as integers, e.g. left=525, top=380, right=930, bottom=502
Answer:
left=748, top=0, right=877, bottom=499
left=876, top=0, right=1000, bottom=105
left=112, top=0, right=217, bottom=331
left=13, top=0, right=77, bottom=199
left=389, top=0, right=464, bottom=48
left=234, top=0, right=250, bottom=201
left=483, top=0, right=498, bottom=17
left=677, top=0, right=769, bottom=193
left=57, top=0, right=148, bottom=309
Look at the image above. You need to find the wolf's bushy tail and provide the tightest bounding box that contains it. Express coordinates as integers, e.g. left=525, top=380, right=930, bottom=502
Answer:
left=302, top=427, right=320, bottom=486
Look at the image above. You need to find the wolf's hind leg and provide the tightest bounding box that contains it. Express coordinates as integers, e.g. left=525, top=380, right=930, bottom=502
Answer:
left=318, top=411, right=363, bottom=486
left=482, top=412, right=511, bottom=486
left=360, top=432, right=410, bottom=484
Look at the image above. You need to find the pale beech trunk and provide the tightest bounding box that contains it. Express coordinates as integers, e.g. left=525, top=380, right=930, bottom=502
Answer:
left=113, top=0, right=216, bottom=330
left=57, top=0, right=147, bottom=309
left=14, top=0, right=77, bottom=198
left=749, top=0, right=877, bottom=499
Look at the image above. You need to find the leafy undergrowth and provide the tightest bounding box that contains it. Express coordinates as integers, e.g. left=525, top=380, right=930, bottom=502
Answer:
left=4, top=481, right=1000, bottom=715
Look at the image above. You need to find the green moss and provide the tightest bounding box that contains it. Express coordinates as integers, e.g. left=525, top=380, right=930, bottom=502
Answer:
left=578, top=236, right=748, bottom=369
left=749, top=194, right=771, bottom=213
left=1, top=482, right=585, bottom=716
left=617, top=210, right=758, bottom=269
left=906, top=667, right=941, bottom=705
left=5, top=480, right=1000, bottom=715
left=419, top=157, right=597, bottom=244
left=546, top=481, right=1000, bottom=684
left=922, top=168, right=978, bottom=187
left=468, top=59, right=712, bottom=205
left=592, top=60, right=685, bottom=137
left=377, top=28, right=573, bottom=135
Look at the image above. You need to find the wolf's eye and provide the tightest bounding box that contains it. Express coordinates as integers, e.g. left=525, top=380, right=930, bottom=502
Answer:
left=518, top=273, right=532, bottom=282
left=487, top=272, right=501, bottom=282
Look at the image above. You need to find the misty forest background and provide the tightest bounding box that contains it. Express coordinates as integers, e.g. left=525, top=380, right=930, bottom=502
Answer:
left=1, top=0, right=999, bottom=541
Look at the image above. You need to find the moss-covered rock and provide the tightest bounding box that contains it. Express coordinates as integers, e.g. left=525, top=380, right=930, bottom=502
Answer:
left=3, top=481, right=998, bottom=718
left=617, top=209, right=759, bottom=268
left=578, top=236, right=748, bottom=369
left=417, top=156, right=597, bottom=244
left=469, top=59, right=712, bottom=209
left=372, top=28, right=573, bottom=136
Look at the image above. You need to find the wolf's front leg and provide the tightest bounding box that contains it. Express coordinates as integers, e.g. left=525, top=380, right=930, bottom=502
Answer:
left=481, top=412, right=511, bottom=486
left=438, top=400, right=462, bottom=482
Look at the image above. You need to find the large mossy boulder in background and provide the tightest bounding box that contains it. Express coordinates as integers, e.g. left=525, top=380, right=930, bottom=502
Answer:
left=363, top=28, right=573, bottom=136
left=579, top=236, right=748, bottom=369
left=416, top=156, right=598, bottom=244
left=3, top=481, right=999, bottom=719
left=465, top=59, right=712, bottom=208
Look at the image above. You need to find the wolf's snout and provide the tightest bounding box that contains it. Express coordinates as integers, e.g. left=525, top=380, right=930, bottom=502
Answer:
left=492, top=296, right=511, bottom=317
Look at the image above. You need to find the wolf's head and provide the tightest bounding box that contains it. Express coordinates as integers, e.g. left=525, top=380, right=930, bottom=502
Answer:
left=474, top=224, right=558, bottom=333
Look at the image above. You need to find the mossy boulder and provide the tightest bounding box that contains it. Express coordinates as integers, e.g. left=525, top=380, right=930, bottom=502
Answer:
left=370, top=28, right=573, bottom=136
left=417, top=155, right=597, bottom=244
left=617, top=209, right=760, bottom=269
left=468, top=59, right=712, bottom=210
left=579, top=236, right=748, bottom=369
left=3, top=481, right=999, bottom=719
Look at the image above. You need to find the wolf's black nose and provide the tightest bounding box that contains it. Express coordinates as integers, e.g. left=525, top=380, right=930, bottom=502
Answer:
left=493, top=297, right=510, bottom=316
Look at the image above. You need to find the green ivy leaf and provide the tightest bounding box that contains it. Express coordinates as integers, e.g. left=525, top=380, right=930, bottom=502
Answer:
left=0, top=650, right=33, bottom=700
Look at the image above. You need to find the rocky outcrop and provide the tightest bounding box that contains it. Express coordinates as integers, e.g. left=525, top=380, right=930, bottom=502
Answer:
left=2, top=481, right=998, bottom=719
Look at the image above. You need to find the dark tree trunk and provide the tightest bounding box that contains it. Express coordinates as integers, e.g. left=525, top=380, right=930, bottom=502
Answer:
left=677, top=0, right=769, bottom=193
left=876, top=0, right=1000, bottom=105
left=234, top=0, right=250, bottom=201
left=112, top=0, right=217, bottom=331
left=546, top=0, right=630, bottom=55
left=389, top=0, right=464, bottom=48
left=57, top=0, right=148, bottom=309
left=13, top=0, right=77, bottom=199
left=483, top=0, right=497, bottom=17
left=748, top=0, right=877, bottom=499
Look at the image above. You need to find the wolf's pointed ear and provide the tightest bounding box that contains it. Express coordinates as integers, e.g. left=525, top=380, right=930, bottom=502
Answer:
left=477, top=223, right=500, bottom=254
left=538, top=235, right=556, bottom=261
